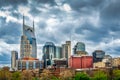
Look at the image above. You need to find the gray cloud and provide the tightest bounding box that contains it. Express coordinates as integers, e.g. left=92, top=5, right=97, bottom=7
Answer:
left=0, top=0, right=120, bottom=65
left=0, top=0, right=28, bottom=7
left=0, top=17, right=21, bottom=44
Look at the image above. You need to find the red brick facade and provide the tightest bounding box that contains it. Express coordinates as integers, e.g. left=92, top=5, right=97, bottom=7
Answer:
left=69, top=56, right=93, bottom=69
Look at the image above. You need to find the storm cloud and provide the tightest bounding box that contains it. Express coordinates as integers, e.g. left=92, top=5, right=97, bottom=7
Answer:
left=0, top=0, right=120, bottom=67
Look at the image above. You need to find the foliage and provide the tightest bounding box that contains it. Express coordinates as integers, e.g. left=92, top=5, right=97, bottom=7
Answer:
left=74, top=72, right=90, bottom=80
left=0, top=70, right=12, bottom=80
left=11, top=71, right=22, bottom=80
left=59, top=70, right=73, bottom=80
left=92, top=70, right=107, bottom=80
left=113, top=69, right=120, bottom=80
left=22, top=70, right=33, bottom=80
left=50, top=76, right=60, bottom=80
left=40, top=69, right=53, bottom=80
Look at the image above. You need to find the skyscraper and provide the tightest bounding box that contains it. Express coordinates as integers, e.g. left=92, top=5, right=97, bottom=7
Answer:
left=16, top=15, right=40, bottom=70
left=62, top=41, right=71, bottom=59
left=11, top=51, right=18, bottom=70
left=20, top=16, right=37, bottom=59
left=73, top=42, right=87, bottom=56
left=55, top=46, right=62, bottom=59
left=61, top=41, right=71, bottom=67
left=43, top=42, right=56, bottom=68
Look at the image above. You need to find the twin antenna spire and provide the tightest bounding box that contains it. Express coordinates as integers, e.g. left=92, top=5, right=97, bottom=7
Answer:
left=23, top=14, right=35, bottom=34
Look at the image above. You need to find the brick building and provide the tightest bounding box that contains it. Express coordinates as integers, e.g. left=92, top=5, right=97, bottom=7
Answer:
left=69, top=56, right=93, bottom=69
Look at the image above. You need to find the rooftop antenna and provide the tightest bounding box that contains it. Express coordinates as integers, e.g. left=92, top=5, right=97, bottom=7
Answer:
left=23, top=14, right=25, bottom=35
left=33, top=20, right=35, bottom=32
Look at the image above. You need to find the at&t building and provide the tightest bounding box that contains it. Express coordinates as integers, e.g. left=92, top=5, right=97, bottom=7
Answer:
left=16, top=16, right=41, bottom=70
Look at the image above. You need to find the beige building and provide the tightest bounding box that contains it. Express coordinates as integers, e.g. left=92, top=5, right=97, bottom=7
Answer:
left=93, top=62, right=106, bottom=68
left=112, top=58, right=120, bottom=67
left=62, top=41, right=71, bottom=59
left=20, top=35, right=32, bottom=58
left=11, top=51, right=18, bottom=70
left=66, top=41, right=71, bottom=58
left=16, top=59, right=42, bottom=70
left=76, top=51, right=87, bottom=56
left=62, top=41, right=71, bottom=67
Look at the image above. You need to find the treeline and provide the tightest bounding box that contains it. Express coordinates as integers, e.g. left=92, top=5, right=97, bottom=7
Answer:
left=0, top=68, right=120, bottom=80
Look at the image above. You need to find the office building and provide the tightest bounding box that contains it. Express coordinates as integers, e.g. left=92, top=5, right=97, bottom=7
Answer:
left=69, top=55, right=93, bottom=69
left=73, top=42, right=87, bottom=56
left=20, top=15, right=37, bottom=59
left=93, top=55, right=112, bottom=68
left=16, top=58, right=41, bottom=70
left=43, top=42, right=56, bottom=68
left=66, top=41, right=71, bottom=59
left=61, top=41, right=71, bottom=67
left=55, top=46, right=62, bottom=59
left=92, top=50, right=105, bottom=63
left=62, top=41, right=71, bottom=59
left=112, top=57, right=120, bottom=68
left=11, top=51, right=18, bottom=70
left=16, top=15, right=40, bottom=70
left=54, top=59, right=67, bottom=67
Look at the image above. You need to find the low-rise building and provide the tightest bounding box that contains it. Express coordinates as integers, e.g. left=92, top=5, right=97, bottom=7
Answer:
left=93, top=62, right=106, bottom=68
left=16, top=58, right=43, bottom=70
left=112, top=57, right=120, bottom=67
left=69, top=55, right=93, bottom=69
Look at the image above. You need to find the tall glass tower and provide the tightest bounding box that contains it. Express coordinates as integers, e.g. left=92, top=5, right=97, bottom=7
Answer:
left=73, top=42, right=87, bottom=56
left=43, top=42, right=56, bottom=68
left=20, top=15, right=37, bottom=59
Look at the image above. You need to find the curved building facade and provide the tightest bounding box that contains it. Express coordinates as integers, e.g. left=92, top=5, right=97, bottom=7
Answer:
left=73, top=42, right=87, bottom=56
left=75, top=42, right=85, bottom=52
left=92, top=50, right=105, bottom=63
left=43, top=42, right=56, bottom=68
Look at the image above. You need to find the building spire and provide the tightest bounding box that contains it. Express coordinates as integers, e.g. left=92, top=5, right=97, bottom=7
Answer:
left=33, top=20, right=34, bottom=31
left=23, top=14, right=25, bottom=26
left=33, top=20, right=35, bottom=36
left=23, top=14, right=25, bottom=35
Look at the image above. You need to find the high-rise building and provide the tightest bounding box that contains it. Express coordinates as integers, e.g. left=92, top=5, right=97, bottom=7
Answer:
left=16, top=15, right=40, bottom=70
left=73, top=42, right=87, bottom=56
left=62, top=41, right=71, bottom=59
left=43, top=42, right=56, bottom=68
left=61, top=41, right=71, bottom=67
left=20, top=15, right=37, bottom=59
left=11, top=51, right=18, bottom=70
left=66, top=41, right=71, bottom=59
left=92, top=50, right=105, bottom=63
left=55, top=46, right=62, bottom=59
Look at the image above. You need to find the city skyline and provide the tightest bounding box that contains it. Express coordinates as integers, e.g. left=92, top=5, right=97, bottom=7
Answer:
left=0, top=0, right=120, bottom=67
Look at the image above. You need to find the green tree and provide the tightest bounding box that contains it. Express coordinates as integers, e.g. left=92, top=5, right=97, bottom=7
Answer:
left=113, top=69, right=120, bottom=80
left=92, top=70, right=107, bottom=80
left=11, top=71, right=22, bottom=80
left=51, top=76, right=60, bottom=80
left=74, top=72, right=90, bottom=80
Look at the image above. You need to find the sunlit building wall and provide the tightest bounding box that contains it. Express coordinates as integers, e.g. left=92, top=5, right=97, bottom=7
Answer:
left=11, top=51, right=18, bottom=70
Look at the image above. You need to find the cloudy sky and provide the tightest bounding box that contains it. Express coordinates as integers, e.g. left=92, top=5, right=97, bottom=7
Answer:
left=0, top=0, right=120, bottom=67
